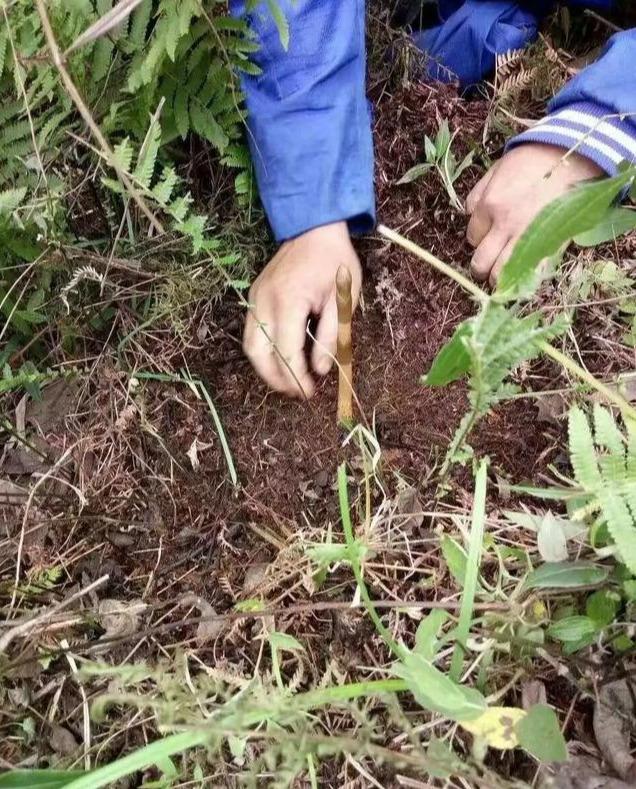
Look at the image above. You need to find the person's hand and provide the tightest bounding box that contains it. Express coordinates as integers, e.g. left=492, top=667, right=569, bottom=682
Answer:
left=466, top=143, right=604, bottom=286
left=243, top=222, right=362, bottom=398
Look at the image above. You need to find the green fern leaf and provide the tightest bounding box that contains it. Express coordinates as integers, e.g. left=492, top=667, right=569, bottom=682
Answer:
left=112, top=137, right=134, bottom=173
left=189, top=102, right=228, bottom=152
left=132, top=118, right=161, bottom=188
left=266, top=0, right=290, bottom=50
left=597, top=487, right=636, bottom=573
left=0, top=187, right=26, bottom=215
left=129, top=0, right=152, bottom=50
left=173, top=89, right=189, bottom=139
left=569, top=407, right=602, bottom=489
left=168, top=194, right=192, bottom=223
left=152, top=165, right=178, bottom=205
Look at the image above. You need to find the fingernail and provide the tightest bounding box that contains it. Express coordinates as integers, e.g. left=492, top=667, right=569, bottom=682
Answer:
left=316, top=356, right=331, bottom=375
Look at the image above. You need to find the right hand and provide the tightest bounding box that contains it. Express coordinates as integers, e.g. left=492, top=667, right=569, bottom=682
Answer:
left=242, top=222, right=362, bottom=398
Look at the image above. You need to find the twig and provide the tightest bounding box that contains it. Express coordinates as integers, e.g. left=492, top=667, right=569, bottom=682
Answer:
left=336, top=265, right=354, bottom=425
left=583, top=9, right=623, bottom=33
left=61, top=638, right=91, bottom=770
left=0, top=575, right=109, bottom=653
left=34, top=0, right=164, bottom=234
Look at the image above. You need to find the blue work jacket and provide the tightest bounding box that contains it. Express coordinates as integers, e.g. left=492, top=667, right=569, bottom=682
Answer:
left=230, top=1, right=636, bottom=242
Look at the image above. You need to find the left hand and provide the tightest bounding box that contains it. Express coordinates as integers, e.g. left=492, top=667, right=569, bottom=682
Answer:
left=466, top=143, right=604, bottom=287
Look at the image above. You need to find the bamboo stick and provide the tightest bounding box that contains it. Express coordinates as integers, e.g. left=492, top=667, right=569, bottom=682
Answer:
left=336, top=265, right=354, bottom=425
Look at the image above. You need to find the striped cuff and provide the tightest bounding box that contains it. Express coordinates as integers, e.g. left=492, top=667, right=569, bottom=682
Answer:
left=507, top=102, right=636, bottom=175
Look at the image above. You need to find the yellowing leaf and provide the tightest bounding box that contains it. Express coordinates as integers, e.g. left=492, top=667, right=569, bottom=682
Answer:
left=459, top=707, right=526, bottom=750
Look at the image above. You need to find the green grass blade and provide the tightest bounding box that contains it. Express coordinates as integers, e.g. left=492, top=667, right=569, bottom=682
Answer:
left=450, top=460, right=488, bottom=681
left=198, top=380, right=238, bottom=487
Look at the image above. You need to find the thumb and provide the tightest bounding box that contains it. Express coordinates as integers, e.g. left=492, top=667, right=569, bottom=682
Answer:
left=311, top=294, right=338, bottom=376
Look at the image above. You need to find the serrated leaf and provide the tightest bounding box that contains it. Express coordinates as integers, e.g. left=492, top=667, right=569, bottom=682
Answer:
left=266, top=0, right=289, bottom=50
left=524, top=561, right=609, bottom=590
left=496, top=168, right=635, bottom=301
left=422, top=321, right=471, bottom=386
left=0, top=187, right=27, bottom=215
left=111, top=138, right=133, bottom=173
left=516, top=705, right=567, bottom=763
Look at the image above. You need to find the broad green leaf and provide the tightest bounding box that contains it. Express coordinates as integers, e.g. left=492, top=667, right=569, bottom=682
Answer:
left=397, top=162, right=433, bottom=185
left=459, top=706, right=526, bottom=750
left=414, top=610, right=449, bottom=660
left=574, top=207, right=636, bottom=247
left=547, top=615, right=597, bottom=642
left=523, top=561, right=609, bottom=590
left=586, top=589, right=620, bottom=627
left=394, top=651, right=487, bottom=721
left=0, top=771, right=85, bottom=788
left=496, top=168, right=634, bottom=301
left=441, top=536, right=467, bottom=587
left=422, top=322, right=471, bottom=386
left=516, top=705, right=567, bottom=763
left=268, top=631, right=304, bottom=653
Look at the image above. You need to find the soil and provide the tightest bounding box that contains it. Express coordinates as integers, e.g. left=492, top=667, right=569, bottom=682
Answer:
left=2, top=76, right=632, bottom=785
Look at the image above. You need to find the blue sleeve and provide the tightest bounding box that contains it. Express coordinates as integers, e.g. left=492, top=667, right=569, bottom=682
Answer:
left=229, top=0, right=374, bottom=242
left=508, top=29, right=636, bottom=174
left=412, top=1, right=548, bottom=85
left=412, top=1, right=615, bottom=87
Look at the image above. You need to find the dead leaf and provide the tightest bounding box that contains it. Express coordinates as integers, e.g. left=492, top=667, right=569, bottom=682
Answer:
left=535, top=392, right=568, bottom=425
left=98, top=599, right=146, bottom=639
left=178, top=593, right=224, bottom=645
left=521, top=680, right=547, bottom=710
left=537, top=512, right=569, bottom=563
left=0, top=479, right=27, bottom=506
left=242, top=563, right=269, bottom=597
left=395, top=484, right=424, bottom=533
left=593, top=679, right=636, bottom=782
left=8, top=685, right=31, bottom=708
left=187, top=438, right=200, bottom=471
left=544, top=755, right=635, bottom=788
left=26, top=379, right=79, bottom=432
left=48, top=724, right=78, bottom=757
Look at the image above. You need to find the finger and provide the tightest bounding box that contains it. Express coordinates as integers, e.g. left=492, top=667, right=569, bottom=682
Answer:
left=470, top=229, right=510, bottom=283
left=311, top=294, right=338, bottom=376
left=489, top=239, right=516, bottom=288
left=465, top=164, right=498, bottom=216
left=274, top=304, right=315, bottom=399
left=243, top=309, right=290, bottom=394
left=466, top=206, right=492, bottom=248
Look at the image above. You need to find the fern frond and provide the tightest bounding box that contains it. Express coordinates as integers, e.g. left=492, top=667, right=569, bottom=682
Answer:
left=132, top=117, right=161, bottom=188
left=569, top=407, right=602, bottom=489
left=495, top=48, right=524, bottom=76
left=152, top=165, right=178, bottom=205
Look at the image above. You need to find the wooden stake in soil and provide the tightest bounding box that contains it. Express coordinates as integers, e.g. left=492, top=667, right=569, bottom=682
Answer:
left=336, top=265, right=354, bottom=425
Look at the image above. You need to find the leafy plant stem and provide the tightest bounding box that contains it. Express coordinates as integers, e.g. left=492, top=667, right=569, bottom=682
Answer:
left=337, top=463, right=405, bottom=660
left=450, top=460, right=488, bottom=680
left=63, top=679, right=408, bottom=789
left=376, top=224, right=636, bottom=422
